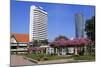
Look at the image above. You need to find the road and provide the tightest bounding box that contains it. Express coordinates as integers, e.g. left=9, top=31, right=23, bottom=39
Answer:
left=11, top=55, right=36, bottom=66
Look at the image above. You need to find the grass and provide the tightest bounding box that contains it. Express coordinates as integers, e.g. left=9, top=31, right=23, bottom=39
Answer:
left=23, top=53, right=47, bottom=60
left=46, top=55, right=72, bottom=60
left=23, top=53, right=72, bottom=61
left=72, top=55, right=95, bottom=61
left=22, top=53, right=95, bottom=61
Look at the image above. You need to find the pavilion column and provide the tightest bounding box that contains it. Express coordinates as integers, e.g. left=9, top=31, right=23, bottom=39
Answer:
left=53, top=47, right=55, bottom=54
left=55, top=47, right=58, bottom=54
left=84, top=45, right=87, bottom=55
left=46, top=47, right=48, bottom=54
left=16, top=43, right=19, bottom=54
left=75, top=46, right=78, bottom=55
left=57, top=47, right=60, bottom=56
left=27, top=44, right=29, bottom=48
left=61, top=47, right=66, bottom=55
left=61, top=47, right=62, bottom=55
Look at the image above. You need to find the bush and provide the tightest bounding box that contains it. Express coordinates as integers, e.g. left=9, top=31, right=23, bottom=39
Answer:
left=43, top=57, right=48, bottom=61
left=38, top=53, right=45, bottom=58
left=50, top=53, right=57, bottom=56
left=37, top=58, right=41, bottom=61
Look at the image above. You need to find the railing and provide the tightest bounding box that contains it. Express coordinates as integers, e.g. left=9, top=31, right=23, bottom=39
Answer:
left=11, top=48, right=28, bottom=51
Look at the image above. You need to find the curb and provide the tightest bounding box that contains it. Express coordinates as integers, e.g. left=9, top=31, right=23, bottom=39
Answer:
left=23, top=56, right=74, bottom=64
left=23, top=56, right=94, bottom=65
left=38, top=58, right=74, bottom=64
left=23, top=56, right=38, bottom=64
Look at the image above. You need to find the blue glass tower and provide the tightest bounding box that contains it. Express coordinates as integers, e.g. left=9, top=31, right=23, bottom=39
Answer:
left=75, top=13, right=85, bottom=38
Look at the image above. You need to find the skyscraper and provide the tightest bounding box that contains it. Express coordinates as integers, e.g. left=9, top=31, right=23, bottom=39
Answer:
left=29, top=5, right=48, bottom=42
left=75, top=13, right=85, bottom=38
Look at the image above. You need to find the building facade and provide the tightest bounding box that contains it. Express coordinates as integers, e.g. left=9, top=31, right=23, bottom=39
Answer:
left=75, top=13, right=85, bottom=38
left=29, top=5, right=48, bottom=42
left=11, top=33, right=29, bottom=54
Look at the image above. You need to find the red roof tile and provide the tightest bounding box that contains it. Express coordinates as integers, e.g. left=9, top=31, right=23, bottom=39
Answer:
left=11, top=33, right=29, bottom=42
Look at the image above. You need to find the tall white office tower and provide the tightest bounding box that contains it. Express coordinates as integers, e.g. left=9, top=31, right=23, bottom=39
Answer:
left=29, top=5, right=48, bottom=42
left=75, top=13, right=85, bottom=38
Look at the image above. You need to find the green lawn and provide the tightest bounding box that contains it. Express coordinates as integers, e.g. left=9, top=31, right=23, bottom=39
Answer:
left=23, top=53, right=72, bottom=61
left=72, top=55, right=95, bottom=61
left=23, top=53, right=95, bottom=61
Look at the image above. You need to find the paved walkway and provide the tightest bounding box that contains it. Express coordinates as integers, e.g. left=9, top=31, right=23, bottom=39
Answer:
left=11, top=55, right=36, bottom=66
left=38, top=58, right=74, bottom=64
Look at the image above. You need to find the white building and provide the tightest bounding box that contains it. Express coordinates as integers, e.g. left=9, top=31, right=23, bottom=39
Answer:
left=29, top=5, right=48, bottom=42
left=11, top=33, right=29, bottom=54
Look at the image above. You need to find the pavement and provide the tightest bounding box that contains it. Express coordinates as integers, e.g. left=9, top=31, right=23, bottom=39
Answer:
left=11, top=55, right=94, bottom=66
left=10, top=55, right=36, bottom=66
left=38, top=58, right=74, bottom=64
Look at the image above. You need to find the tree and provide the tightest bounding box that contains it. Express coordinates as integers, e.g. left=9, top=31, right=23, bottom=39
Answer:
left=43, top=39, right=49, bottom=45
left=85, top=16, right=95, bottom=41
left=55, top=35, right=68, bottom=41
left=32, top=40, right=39, bottom=46
left=32, top=39, right=49, bottom=46
left=40, top=39, right=48, bottom=45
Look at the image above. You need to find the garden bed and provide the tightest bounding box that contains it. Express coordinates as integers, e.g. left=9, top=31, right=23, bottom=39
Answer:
left=23, top=53, right=73, bottom=61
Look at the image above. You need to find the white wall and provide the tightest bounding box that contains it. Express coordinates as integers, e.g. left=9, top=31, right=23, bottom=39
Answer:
left=18, top=43, right=28, bottom=46
left=11, top=37, right=17, bottom=43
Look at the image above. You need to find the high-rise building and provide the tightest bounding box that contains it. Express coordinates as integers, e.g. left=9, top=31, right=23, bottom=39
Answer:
left=29, top=5, right=48, bottom=42
left=75, top=13, right=85, bottom=38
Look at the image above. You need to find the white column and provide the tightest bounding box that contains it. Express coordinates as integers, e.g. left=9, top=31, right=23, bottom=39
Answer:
left=75, top=47, right=78, bottom=55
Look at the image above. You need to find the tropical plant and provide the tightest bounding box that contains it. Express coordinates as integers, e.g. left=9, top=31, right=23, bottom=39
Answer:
left=85, top=16, right=95, bottom=41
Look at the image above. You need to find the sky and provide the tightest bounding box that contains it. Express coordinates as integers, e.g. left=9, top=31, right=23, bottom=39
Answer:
left=11, top=0, right=95, bottom=41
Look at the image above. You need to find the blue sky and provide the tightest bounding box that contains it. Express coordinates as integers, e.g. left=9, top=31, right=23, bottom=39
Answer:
left=11, top=0, right=95, bottom=41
